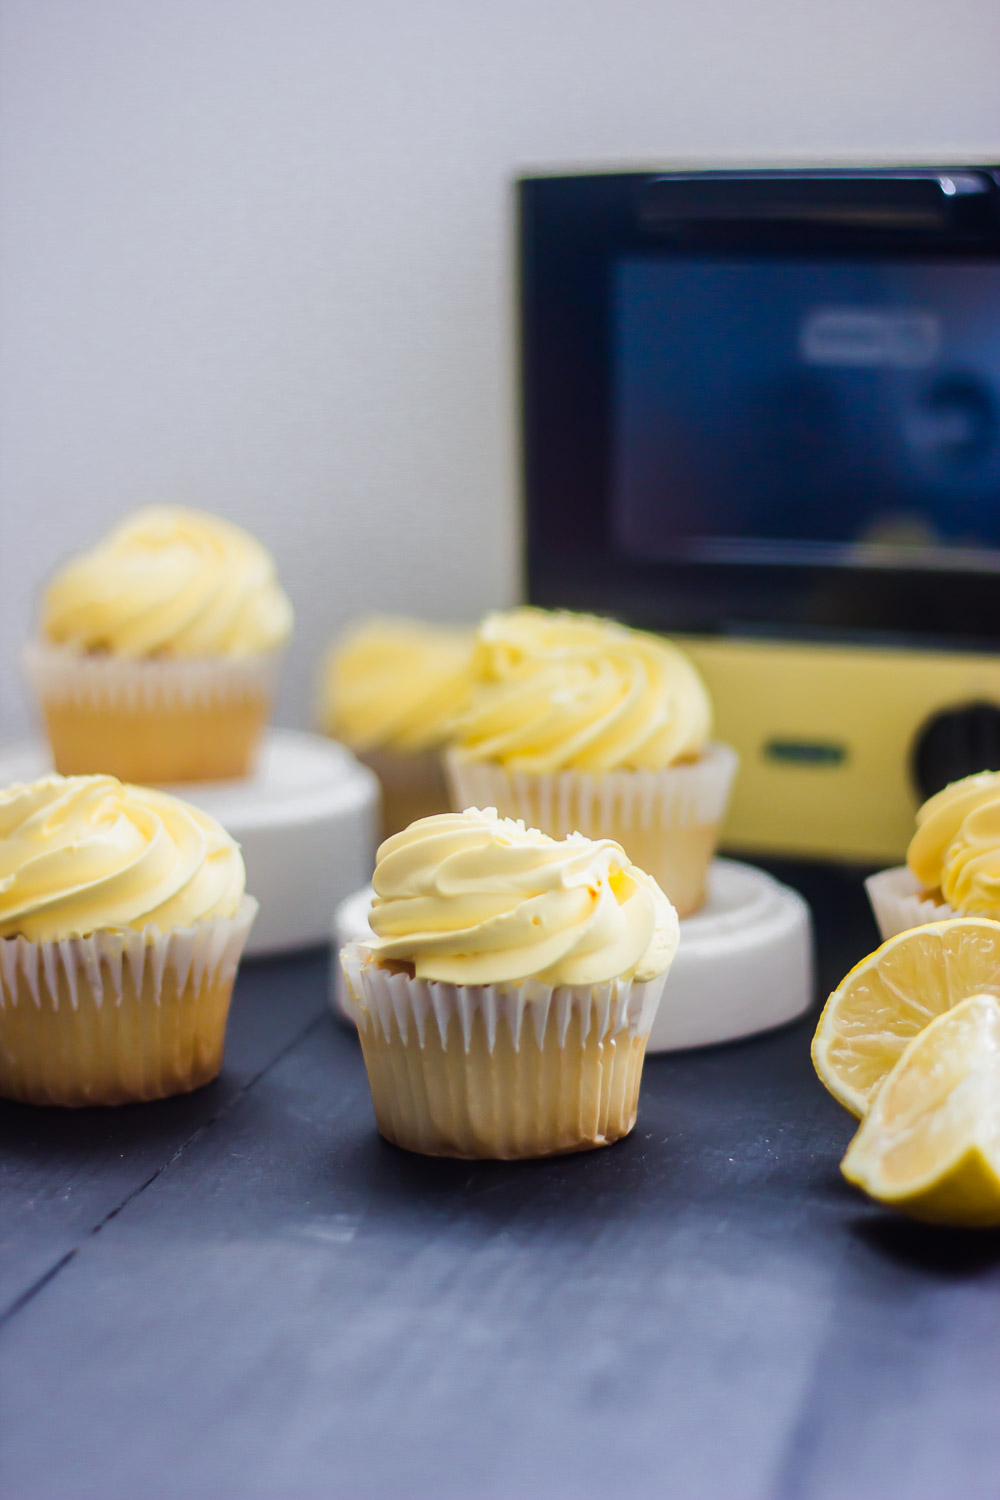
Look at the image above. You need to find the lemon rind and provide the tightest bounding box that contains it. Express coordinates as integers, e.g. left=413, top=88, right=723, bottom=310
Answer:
left=842, top=1140, right=1000, bottom=1227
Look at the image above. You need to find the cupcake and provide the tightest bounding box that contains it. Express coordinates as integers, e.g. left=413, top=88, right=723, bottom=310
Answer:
left=23, top=505, right=293, bottom=783
left=444, top=608, right=737, bottom=918
left=0, top=774, right=257, bottom=1106
left=867, top=771, right=1000, bottom=939
left=340, top=806, right=679, bottom=1159
left=319, top=616, right=474, bottom=837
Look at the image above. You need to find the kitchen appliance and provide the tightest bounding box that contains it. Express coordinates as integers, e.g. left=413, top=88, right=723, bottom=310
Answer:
left=520, top=166, right=1000, bottom=860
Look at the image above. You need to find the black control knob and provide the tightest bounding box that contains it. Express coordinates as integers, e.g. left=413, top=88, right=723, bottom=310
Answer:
left=912, top=701, right=1000, bottom=801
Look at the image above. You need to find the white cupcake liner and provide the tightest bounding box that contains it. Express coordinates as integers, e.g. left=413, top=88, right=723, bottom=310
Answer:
left=0, top=896, right=259, bottom=1011
left=22, top=639, right=282, bottom=712
left=865, top=866, right=952, bottom=940
left=339, top=943, right=668, bottom=1053
left=331, top=887, right=375, bottom=1022
left=443, top=740, right=738, bottom=835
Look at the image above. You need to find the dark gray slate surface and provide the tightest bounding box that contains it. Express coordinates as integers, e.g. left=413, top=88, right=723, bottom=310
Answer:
left=3, top=865, right=1000, bottom=1500
left=0, top=950, right=327, bottom=1316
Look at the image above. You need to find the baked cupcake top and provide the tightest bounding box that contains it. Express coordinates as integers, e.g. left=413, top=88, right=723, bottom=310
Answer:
left=364, top=806, right=678, bottom=986
left=0, top=775, right=245, bottom=941
left=41, top=505, right=293, bottom=658
left=320, top=616, right=474, bottom=752
left=908, top=770, right=1000, bottom=913
left=450, top=607, right=711, bottom=773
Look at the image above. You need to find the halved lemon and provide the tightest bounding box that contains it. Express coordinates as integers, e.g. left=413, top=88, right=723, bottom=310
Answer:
left=811, top=918, right=1000, bottom=1116
left=841, top=994, right=1000, bottom=1226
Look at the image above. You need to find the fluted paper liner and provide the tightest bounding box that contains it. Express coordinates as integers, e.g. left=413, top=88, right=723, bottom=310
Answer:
left=444, top=741, right=738, bottom=918
left=23, top=640, right=282, bottom=782
left=0, top=896, right=257, bottom=1106
left=340, top=944, right=669, bottom=1159
left=866, top=866, right=954, bottom=940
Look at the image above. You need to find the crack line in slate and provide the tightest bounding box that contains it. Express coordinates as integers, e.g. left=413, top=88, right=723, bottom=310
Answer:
left=0, top=1009, right=329, bottom=1333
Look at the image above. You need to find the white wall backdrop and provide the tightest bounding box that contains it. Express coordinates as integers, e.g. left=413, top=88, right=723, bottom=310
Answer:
left=1, top=0, right=998, bottom=734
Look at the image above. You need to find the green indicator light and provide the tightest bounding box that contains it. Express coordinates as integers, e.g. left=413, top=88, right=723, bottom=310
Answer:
left=764, top=740, right=847, bottom=767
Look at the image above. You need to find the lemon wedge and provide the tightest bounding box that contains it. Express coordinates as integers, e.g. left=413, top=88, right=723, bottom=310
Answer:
left=841, top=994, right=1000, bottom=1226
left=812, top=918, right=1000, bottom=1116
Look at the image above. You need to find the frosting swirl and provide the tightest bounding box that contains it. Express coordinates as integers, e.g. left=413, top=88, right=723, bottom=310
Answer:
left=0, top=775, right=246, bottom=941
left=365, top=806, right=678, bottom=985
left=452, top=608, right=711, bottom=772
left=320, top=617, right=474, bottom=752
left=42, top=505, right=293, bottom=658
left=909, top=771, right=1000, bottom=913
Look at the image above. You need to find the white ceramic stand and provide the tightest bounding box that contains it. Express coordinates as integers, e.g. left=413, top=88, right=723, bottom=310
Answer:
left=330, top=858, right=813, bottom=1052
left=647, top=858, right=813, bottom=1051
left=0, top=732, right=379, bottom=957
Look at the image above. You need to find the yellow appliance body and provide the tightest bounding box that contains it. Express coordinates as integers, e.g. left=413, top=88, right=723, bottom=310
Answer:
left=679, top=636, right=1000, bottom=864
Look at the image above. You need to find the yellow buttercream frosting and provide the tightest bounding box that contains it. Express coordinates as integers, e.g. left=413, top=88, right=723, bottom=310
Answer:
left=365, top=806, right=679, bottom=986
left=0, top=775, right=246, bottom=941
left=42, top=505, right=293, bottom=658
left=452, top=608, right=712, bottom=772
left=908, top=771, right=1000, bottom=913
left=320, top=617, right=474, bottom=752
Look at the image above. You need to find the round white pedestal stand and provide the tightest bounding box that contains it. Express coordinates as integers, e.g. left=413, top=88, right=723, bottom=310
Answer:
left=330, top=858, right=813, bottom=1051
left=0, top=733, right=379, bottom=957
left=648, top=858, right=812, bottom=1051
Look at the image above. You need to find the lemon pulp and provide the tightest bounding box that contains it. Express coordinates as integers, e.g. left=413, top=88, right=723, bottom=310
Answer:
left=811, top=918, right=1000, bottom=1117
left=841, top=994, right=1000, bottom=1227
